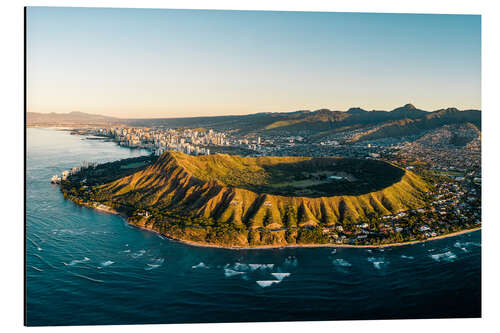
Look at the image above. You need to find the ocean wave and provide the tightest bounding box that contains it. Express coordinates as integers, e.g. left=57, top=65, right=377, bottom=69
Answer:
left=331, top=249, right=337, bottom=254
left=401, top=255, right=415, bottom=260
left=192, top=262, right=209, bottom=269
left=224, top=269, right=246, bottom=277
left=332, top=259, right=352, bottom=267
left=63, top=257, right=90, bottom=266
left=430, top=251, right=457, bottom=262
left=271, top=272, right=291, bottom=280
left=31, top=266, right=43, bottom=272
left=454, top=241, right=481, bottom=253
left=131, top=250, right=146, bottom=258
left=52, top=228, right=87, bottom=236
left=367, top=257, right=386, bottom=269
left=248, top=264, right=274, bottom=271
left=151, top=258, right=165, bottom=265
left=233, top=263, right=249, bottom=271
left=256, top=280, right=281, bottom=288
left=145, top=264, right=161, bottom=271
left=100, top=260, right=114, bottom=267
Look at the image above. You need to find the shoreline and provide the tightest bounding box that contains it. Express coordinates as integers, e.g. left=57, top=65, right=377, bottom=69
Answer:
left=84, top=201, right=481, bottom=250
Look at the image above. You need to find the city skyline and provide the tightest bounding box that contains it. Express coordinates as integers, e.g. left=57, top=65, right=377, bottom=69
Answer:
left=27, top=7, right=481, bottom=118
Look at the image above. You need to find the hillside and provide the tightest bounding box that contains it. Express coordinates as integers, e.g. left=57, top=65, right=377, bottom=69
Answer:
left=89, top=151, right=431, bottom=247
left=27, top=105, right=480, bottom=141
left=347, top=108, right=481, bottom=143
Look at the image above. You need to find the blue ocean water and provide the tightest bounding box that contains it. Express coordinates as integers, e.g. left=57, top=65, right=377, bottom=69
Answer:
left=26, top=128, right=481, bottom=326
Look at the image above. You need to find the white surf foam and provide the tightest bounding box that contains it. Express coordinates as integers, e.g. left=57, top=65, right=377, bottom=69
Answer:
left=145, top=264, right=161, bottom=271
left=131, top=250, right=146, bottom=258
left=430, top=251, right=457, bottom=262
left=248, top=264, right=274, bottom=271
left=331, top=249, right=337, bottom=254
left=224, top=269, right=245, bottom=277
left=192, top=262, right=208, bottom=269
left=151, top=258, right=165, bottom=265
left=332, top=259, right=352, bottom=267
left=367, top=257, right=385, bottom=269
left=271, top=272, right=291, bottom=280
left=256, top=280, right=281, bottom=288
left=233, top=263, right=249, bottom=271
left=64, top=257, right=90, bottom=266
left=100, top=260, right=114, bottom=267
left=454, top=241, right=480, bottom=252
left=401, top=255, right=415, bottom=260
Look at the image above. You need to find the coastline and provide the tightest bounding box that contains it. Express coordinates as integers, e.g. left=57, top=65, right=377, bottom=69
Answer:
left=83, top=201, right=481, bottom=250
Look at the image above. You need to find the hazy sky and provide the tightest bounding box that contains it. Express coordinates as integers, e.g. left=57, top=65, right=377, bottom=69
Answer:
left=27, top=7, right=481, bottom=118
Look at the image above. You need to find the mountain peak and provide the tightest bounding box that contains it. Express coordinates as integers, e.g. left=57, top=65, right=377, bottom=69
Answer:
left=347, top=107, right=368, bottom=114
left=403, top=103, right=416, bottom=109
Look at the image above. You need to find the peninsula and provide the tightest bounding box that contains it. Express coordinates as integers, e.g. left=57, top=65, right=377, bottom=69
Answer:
left=55, top=149, right=481, bottom=248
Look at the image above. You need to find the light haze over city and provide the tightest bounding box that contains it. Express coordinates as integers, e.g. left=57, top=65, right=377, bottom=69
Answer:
left=27, top=7, right=481, bottom=118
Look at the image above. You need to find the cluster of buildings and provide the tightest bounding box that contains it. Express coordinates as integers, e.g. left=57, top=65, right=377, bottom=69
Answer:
left=81, top=127, right=274, bottom=157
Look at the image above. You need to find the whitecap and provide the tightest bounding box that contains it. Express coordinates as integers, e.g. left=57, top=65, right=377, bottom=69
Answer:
left=64, top=257, right=90, bottom=266
left=31, top=266, right=43, bottom=272
left=224, top=269, right=245, bottom=277
left=430, top=251, right=457, bottom=262
left=401, top=255, right=415, bottom=260
left=256, top=280, right=281, bottom=288
left=145, top=264, right=161, bottom=271
left=331, top=249, right=337, bottom=254
left=100, top=260, right=114, bottom=267
left=151, top=258, right=165, bottom=265
left=271, top=272, right=291, bottom=280
left=192, top=262, right=208, bottom=269
left=248, top=264, right=262, bottom=271
left=249, top=264, right=274, bottom=271
left=121, top=249, right=131, bottom=253
left=233, top=263, right=249, bottom=271
left=332, top=258, right=352, bottom=267
left=131, top=250, right=146, bottom=258
left=367, top=257, right=386, bottom=269
left=455, top=241, right=481, bottom=250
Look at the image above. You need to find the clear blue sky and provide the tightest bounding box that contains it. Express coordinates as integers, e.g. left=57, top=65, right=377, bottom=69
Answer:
left=27, top=7, right=481, bottom=118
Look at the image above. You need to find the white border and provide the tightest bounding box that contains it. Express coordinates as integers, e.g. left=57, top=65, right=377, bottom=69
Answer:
left=2, top=0, right=500, bottom=332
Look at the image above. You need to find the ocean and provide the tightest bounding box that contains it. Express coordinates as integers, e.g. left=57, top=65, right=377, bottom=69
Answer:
left=25, top=128, right=481, bottom=326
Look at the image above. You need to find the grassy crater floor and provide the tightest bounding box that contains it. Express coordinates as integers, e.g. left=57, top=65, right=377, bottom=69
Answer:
left=173, top=153, right=405, bottom=197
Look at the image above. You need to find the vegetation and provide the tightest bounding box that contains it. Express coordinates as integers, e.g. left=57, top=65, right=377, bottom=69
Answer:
left=60, top=151, right=432, bottom=248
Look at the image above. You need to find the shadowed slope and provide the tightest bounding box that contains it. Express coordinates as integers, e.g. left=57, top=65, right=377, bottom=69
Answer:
left=97, top=151, right=430, bottom=247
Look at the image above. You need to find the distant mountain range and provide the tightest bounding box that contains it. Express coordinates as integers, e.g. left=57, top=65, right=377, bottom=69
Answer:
left=27, top=104, right=481, bottom=142
left=27, top=111, right=123, bottom=126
